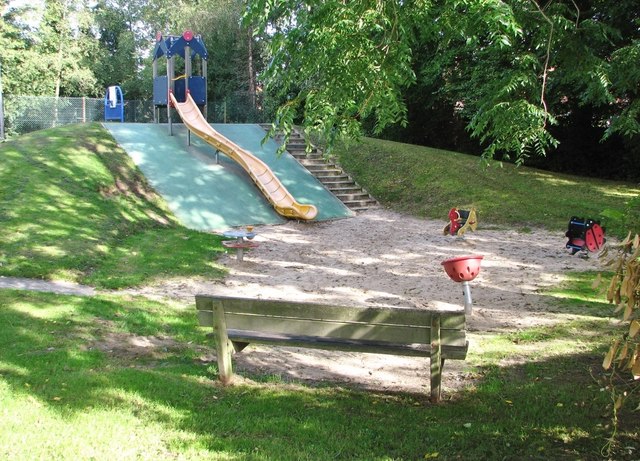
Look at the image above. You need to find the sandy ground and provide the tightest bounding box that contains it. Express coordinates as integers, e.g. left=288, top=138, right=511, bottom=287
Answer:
left=0, top=208, right=606, bottom=396
left=110, top=208, right=605, bottom=396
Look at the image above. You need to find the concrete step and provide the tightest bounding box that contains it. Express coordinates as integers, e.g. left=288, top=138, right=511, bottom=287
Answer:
left=309, top=167, right=351, bottom=174
left=330, top=186, right=367, bottom=194
left=335, top=192, right=374, bottom=201
left=318, top=177, right=355, bottom=186
left=297, top=158, right=330, bottom=166
left=286, top=142, right=307, bottom=149
left=341, top=199, right=380, bottom=209
left=306, top=166, right=344, bottom=175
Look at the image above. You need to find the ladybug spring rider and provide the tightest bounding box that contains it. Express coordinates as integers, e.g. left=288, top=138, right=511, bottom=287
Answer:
left=565, top=216, right=606, bottom=255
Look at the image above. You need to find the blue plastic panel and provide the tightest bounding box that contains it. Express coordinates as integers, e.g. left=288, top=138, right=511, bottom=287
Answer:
left=153, top=76, right=168, bottom=105
left=188, top=77, right=206, bottom=104
left=174, top=80, right=186, bottom=102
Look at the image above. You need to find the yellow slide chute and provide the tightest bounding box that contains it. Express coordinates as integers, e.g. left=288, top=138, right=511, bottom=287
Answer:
left=170, top=93, right=318, bottom=220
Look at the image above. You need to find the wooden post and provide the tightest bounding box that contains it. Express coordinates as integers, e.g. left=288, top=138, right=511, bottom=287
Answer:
left=212, top=300, right=234, bottom=384
left=430, top=315, right=442, bottom=402
left=168, top=56, right=174, bottom=135
left=152, top=59, right=158, bottom=123
left=202, top=59, right=208, bottom=120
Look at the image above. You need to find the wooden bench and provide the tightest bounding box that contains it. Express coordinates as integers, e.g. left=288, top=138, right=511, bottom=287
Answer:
left=195, top=295, right=469, bottom=402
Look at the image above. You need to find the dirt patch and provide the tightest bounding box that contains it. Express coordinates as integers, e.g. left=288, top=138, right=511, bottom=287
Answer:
left=85, top=321, right=184, bottom=361
left=116, top=208, right=605, bottom=395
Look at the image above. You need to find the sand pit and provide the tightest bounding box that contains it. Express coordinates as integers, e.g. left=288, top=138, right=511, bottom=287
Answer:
left=126, top=208, right=605, bottom=395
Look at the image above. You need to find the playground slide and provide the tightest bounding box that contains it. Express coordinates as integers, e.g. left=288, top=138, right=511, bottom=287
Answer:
left=169, top=93, right=318, bottom=220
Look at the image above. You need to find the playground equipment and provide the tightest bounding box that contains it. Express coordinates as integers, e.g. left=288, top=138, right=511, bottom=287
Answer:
left=152, top=30, right=208, bottom=135
left=152, top=30, right=318, bottom=221
left=441, top=255, right=484, bottom=315
left=222, top=228, right=260, bottom=261
left=565, top=216, right=606, bottom=255
left=104, top=85, right=124, bottom=122
left=170, top=93, right=318, bottom=220
left=443, top=207, right=478, bottom=236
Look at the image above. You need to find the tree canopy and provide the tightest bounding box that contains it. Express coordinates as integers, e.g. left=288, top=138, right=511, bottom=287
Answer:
left=0, top=0, right=261, bottom=106
left=246, top=0, right=640, bottom=165
left=1, top=0, right=99, bottom=96
left=1, top=0, right=638, bottom=173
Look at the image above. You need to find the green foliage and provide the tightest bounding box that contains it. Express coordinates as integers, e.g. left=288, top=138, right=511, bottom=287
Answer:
left=1, top=0, right=101, bottom=97
left=248, top=0, right=414, bottom=151
left=469, top=99, right=558, bottom=165
left=0, top=1, right=97, bottom=97
left=0, top=4, right=54, bottom=95
left=247, top=0, right=640, bottom=165
left=92, top=0, right=155, bottom=99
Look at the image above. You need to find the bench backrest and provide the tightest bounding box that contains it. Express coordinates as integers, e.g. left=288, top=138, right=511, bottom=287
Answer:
left=195, top=295, right=467, bottom=349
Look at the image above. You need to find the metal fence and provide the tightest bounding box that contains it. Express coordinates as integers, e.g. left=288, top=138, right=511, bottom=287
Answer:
left=3, top=92, right=270, bottom=137
left=4, top=96, right=104, bottom=136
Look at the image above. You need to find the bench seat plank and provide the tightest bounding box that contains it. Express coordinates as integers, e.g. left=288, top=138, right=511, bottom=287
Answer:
left=197, top=296, right=466, bottom=329
left=197, top=310, right=467, bottom=347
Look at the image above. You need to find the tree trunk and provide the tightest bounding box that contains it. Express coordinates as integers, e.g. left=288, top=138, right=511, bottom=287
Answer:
left=247, top=26, right=255, bottom=109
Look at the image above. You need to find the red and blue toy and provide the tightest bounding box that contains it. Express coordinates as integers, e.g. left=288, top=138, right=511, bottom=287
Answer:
left=565, top=216, right=605, bottom=255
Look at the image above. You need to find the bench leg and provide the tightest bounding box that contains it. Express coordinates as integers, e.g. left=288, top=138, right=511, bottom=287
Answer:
left=430, top=315, right=442, bottom=403
left=212, top=302, right=234, bottom=384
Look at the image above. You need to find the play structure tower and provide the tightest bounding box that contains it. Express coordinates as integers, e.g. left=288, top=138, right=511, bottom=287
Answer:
left=152, top=30, right=208, bottom=134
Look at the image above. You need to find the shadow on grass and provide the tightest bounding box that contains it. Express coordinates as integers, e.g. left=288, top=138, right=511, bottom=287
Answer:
left=1, top=289, right=637, bottom=460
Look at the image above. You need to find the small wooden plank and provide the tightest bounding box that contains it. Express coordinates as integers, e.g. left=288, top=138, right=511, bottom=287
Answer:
left=224, top=312, right=467, bottom=347
left=197, top=309, right=213, bottom=327
left=195, top=296, right=213, bottom=314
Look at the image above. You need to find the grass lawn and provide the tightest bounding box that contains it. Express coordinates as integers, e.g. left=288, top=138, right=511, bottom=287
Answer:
left=335, top=137, right=640, bottom=236
left=1, top=287, right=637, bottom=460
left=1, top=124, right=639, bottom=459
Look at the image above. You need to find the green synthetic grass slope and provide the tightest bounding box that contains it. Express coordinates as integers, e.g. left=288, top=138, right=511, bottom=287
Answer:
left=0, top=123, right=226, bottom=288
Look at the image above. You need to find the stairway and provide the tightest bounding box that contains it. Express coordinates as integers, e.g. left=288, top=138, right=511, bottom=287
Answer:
left=260, top=124, right=379, bottom=212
